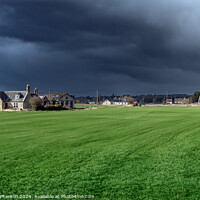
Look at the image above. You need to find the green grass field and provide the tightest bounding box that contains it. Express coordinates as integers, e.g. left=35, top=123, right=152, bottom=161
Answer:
left=1, top=107, right=200, bottom=199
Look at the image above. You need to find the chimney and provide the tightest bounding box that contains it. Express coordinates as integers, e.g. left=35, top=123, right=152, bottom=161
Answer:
left=26, top=84, right=30, bottom=94
left=34, top=88, right=38, bottom=95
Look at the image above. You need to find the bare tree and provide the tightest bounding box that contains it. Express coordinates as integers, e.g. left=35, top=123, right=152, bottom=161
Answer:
left=30, top=96, right=43, bottom=111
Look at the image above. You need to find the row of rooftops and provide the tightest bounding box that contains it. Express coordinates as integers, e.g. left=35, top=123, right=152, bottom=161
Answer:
left=0, top=84, right=73, bottom=103
left=39, top=93, right=72, bottom=101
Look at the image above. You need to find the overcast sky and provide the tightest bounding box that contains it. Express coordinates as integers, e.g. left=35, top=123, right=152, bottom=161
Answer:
left=0, top=0, right=200, bottom=96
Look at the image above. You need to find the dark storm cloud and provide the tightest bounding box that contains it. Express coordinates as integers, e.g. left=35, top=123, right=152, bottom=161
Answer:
left=0, top=0, right=200, bottom=95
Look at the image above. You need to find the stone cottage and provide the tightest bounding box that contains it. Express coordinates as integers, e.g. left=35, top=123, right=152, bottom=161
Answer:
left=0, top=84, right=75, bottom=111
left=0, top=84, right=35, bottom=111
left=39, top=93, right=74, bottom=109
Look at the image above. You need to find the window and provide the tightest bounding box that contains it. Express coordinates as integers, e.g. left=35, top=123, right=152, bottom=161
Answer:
left=14, top=103, right=18, bottom=108
left=15, top=94, right=21, bottom=99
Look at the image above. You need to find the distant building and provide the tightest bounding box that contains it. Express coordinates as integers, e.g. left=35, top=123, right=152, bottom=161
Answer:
left=113, top=99, right=129, bottom=105
left=39, top=95, right=50, bottom=106
left=39, top=93, right=74, bottom=108
left=166, top=98, right=173, bottom=104
left=174, top=98, right=189, bottom=104
left=174, top=98, right=184, bottom=104
left=88, top=101, right=96, bottom=104
left=102, top=99, right=112, bottom=105
left=0, top=84, right=36, bottom=111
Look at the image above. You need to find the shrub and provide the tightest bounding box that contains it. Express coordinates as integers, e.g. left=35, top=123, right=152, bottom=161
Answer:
left=30, top=96, right=43, bottom=111
left=43, top=105, right=67, bottom=111
left=36, top=105, right=45, bottom=111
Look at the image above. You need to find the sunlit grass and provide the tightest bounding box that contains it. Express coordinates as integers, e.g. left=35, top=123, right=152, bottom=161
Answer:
left=1, top=107, right=200, bottom=199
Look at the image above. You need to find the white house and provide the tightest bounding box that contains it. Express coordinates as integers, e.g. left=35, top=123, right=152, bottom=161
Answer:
left=113, top=99, right=129, bottom=105
left=102, top=99, right=112, bottom=105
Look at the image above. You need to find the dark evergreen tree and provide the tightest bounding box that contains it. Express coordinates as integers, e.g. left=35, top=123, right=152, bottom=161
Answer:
left=192, top=91, right=200, bottom=103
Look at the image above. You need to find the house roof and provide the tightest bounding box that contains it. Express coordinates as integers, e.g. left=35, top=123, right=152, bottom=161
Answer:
left=39, top=95, right=48, bottom=100
left=30, top=93, right=38, bottom=98
left=113, top=99, right=128, bottom=102
left=1, top=91, right=27, bottom=102
left=174, top=98, right=185, bottom=101
left=39, top=93, right=73, bottom=101
left=103, top=99, right=111, bottom=102
left=0, top=92, right=7, bottom=102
